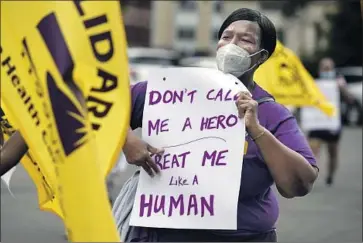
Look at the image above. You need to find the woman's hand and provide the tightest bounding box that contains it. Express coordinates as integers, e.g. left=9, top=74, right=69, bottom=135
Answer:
left=235, top=91, right=264, bottom=138
left=123, top=130, right=164, bottom=177
left=235, top=92, right=318, bottom=198
left=1, top=131, right=28, bottom=176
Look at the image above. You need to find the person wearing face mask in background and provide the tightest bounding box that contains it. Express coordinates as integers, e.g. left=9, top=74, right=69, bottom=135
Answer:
left=114, top=8, right=318, bottom=242
left=307, top=57, right=354, bottom=186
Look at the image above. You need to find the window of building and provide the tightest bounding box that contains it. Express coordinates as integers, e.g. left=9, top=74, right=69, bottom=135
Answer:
left=177, top=28, right=195, bottom=40
left=122, top=0, right=150, bottom=9
left=214, top=1, right=223, bottom=13
left=179, top=0, right=197, bottom=11
left=260, top=1, right=285, bottom=10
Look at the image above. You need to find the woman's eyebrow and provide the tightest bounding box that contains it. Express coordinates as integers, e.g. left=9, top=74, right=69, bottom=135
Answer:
left=222, top=30, right=233, bottom=35
left=238, top=31, right=255, bottom=38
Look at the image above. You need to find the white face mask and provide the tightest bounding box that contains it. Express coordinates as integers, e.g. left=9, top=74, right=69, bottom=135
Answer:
left=216, top=44, right=265, bottom=77
left=319, top=71, right=336, bottom=79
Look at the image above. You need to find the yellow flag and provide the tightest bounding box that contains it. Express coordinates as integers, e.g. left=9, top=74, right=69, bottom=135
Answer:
left=1, top=0, right=131, bottom=223
left=1, top=1, right=130, bottom=241
left=255, top=41, right=335, bottom=116
left=1, top=105, right=63, bottom=219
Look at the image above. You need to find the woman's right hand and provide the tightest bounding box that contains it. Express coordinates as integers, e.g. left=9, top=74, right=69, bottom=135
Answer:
left=123, top=130, right=164, bottom=177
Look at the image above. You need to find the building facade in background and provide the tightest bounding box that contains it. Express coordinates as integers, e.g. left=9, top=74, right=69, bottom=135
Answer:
left=150, top=1, right=224, bottom=55
left=122, top=0, right=338, bottom=57
left=121, top=0, right=151, bottom=46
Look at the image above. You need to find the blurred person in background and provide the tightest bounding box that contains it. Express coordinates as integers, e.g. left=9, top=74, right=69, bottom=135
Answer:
left=307, top=57, right=354, bottom=186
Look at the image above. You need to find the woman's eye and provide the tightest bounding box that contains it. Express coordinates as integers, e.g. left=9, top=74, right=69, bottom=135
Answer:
left=222, top=36, right=230, bottom=40
left=241, top=38, right=252, bottom=43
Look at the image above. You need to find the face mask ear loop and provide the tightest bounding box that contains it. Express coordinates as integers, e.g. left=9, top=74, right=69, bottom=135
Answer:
left=247, top=48, right=268, bottom=59
left=237, top=62, right=259, bottom=78
left=260, top=49, right=270, bottom=64
left=238, top=49, right=267, bottom=77
left=248, top=49, right=269, bottom=70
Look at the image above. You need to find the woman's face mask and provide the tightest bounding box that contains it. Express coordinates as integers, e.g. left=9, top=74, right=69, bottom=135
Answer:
left=216, top=43, right=264, bottom=77
left=319, top=71, right=336, bottom=79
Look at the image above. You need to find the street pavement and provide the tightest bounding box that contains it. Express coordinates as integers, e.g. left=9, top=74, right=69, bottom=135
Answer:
left=1, top=127, right=362, bottom=242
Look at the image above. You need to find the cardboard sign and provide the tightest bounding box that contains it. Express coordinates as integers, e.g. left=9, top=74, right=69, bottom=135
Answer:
left=130, top=67, right=248, bottom=230
left=301, top=79, right=341, bottom=132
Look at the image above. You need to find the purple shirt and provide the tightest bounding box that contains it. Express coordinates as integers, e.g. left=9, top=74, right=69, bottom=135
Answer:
left=130, top=81, right=317, bottom=237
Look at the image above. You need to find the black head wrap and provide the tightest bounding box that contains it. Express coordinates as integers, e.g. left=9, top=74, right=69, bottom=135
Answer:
left=218, top=8, right=277, bottom=58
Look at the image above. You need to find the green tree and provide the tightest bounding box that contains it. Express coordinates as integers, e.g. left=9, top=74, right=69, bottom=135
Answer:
left=288, top=2, right=363, bottom=75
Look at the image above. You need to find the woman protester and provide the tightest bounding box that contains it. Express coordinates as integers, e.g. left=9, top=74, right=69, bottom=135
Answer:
left=307, top=57, right=354, bottom=186
left=115, top=8, right=319, bottom=242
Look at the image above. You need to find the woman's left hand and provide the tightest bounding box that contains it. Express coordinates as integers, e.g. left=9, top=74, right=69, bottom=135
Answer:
left=235, top=91, right=263, bottom=137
